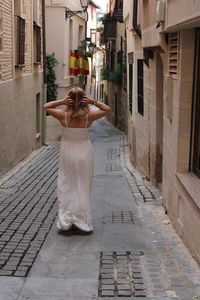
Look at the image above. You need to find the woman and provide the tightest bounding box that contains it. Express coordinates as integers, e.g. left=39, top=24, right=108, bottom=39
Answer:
left=43, top=87, right=111, bottom=233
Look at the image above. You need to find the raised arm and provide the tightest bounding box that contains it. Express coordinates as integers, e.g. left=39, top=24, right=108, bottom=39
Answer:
left=81, top=97, right=111, bottom=122
left=43, top=98, right=73, bottom=120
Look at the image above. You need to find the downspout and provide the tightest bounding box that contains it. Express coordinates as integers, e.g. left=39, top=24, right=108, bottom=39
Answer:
left=42, top=0, right=48, bottom=146
left=83, top=10, right=88, bottom=91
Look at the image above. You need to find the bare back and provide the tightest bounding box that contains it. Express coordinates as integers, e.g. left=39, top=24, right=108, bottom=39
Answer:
left=63, top=111, right=89, bottom=128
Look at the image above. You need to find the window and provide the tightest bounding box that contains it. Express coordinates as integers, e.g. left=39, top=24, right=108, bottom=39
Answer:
left=79, top=25, right=84, bottom=42
left=168, top=32, right=179, bottom=75
left=192, top=29, right=200, bottom=178
left=34, top=22, right=41, bottom=63
left=14, top=0, right=25, bottom=66
left=14, top=16, right=25, bottom=66
left=90, top=29, right=96, bottom=45
left=137, top=59, right=144, bottom=115
left=132, top=0, right=141, bottom=39
left=128, top=64, right=133, bottom=113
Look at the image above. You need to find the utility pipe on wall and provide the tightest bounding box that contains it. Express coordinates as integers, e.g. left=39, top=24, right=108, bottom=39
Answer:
left=42, top=0, right=48, bottom=146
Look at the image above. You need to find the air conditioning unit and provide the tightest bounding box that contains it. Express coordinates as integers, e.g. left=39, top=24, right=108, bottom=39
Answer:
left=156, top=1, right=166, bottom=23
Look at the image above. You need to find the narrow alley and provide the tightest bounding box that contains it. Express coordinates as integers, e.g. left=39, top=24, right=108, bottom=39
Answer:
left=0, top=120, right=200, bottom=300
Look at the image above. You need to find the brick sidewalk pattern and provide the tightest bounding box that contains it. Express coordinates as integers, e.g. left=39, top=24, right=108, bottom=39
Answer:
left=0, top=144, right=59, bottom=276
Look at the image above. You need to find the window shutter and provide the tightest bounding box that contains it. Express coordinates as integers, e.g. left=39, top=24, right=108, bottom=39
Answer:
left=15, top=16, right=25, bottom=66
left=168, top=32, right=179, bottom=75
left=34, top=24, right=41, bottom=63
left=19, top=17, right=25, bottom=65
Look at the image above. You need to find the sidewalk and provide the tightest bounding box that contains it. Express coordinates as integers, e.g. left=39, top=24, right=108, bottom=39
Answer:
left=0, top=119, right=200, bottom=300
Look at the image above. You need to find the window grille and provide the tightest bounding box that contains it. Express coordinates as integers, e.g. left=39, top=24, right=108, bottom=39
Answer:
left=15, top=16, right=25, bottom=66
left=137, top=59, right=144, bottom=115
left=168, top=32, right=179, bottom=75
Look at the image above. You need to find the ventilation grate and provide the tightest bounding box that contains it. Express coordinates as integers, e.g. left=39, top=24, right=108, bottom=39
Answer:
left=168, top=32, right=179, bottom=75
left=98, top=251, right=146, bottom=297
left=103, top=211, right=142, bottom=224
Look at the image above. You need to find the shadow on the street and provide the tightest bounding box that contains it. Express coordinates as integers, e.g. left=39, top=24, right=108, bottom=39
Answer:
left=57, top=227, right=93, bottom=236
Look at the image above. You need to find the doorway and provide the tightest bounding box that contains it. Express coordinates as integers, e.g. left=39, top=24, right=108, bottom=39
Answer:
left=155, top=53, right=164, bottom=185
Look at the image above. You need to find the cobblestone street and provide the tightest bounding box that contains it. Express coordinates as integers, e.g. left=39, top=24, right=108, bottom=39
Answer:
left=0, top=119, right=200, bottom=300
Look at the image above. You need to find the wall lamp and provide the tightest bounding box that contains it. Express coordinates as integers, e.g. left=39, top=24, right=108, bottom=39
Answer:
left=66, top=0, right=89, bottom=18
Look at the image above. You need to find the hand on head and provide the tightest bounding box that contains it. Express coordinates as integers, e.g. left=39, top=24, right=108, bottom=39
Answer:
left=80, top=96, right=90, bottom=106
left=63, top=97, right=74, bottom=106
left=63, top=96, right=90, bottom=107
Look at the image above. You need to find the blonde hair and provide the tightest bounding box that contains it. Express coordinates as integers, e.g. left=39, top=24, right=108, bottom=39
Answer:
left=66, top=87, right=89, bottom=119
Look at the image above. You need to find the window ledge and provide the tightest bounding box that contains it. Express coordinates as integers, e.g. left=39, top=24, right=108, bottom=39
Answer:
left=176, top=172, right=200, bottom=209
left=34, top=62, right=42, bottom=65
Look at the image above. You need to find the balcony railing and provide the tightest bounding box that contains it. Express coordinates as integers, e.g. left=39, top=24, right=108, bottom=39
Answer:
left=113, top=9, right=123, bottom=22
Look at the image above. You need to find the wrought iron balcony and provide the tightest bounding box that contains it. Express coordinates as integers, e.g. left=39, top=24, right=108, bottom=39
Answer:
left=103, top=18, right=117, bottom=42
left=113, top=9, right=123, bottom=22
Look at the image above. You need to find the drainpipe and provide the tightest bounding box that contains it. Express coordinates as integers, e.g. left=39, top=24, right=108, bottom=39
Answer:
left=42, top=0, right=48, bottom=146
left=83, top=10, right=88, bottom=90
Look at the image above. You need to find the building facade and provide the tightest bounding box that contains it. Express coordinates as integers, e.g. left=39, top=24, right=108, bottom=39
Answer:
left=124, top=0, right=200, bottom=262
left=45, top=0, right=86, bottom=142
left=86, top=0, right=99, bottom=98
left=0, top=0, right=44, bottom=177
left=101, top=0, right=127, bottom=133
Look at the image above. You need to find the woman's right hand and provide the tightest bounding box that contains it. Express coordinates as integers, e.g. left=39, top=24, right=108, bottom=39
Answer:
left=62, top=97, right=74, bottom=106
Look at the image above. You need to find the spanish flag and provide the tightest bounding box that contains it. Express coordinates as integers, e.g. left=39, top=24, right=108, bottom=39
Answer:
left=78, top=55, right=84, bottom=74
left=82, top=56, right=89, bottom=75
left=70, top=51, right=79, bottom=76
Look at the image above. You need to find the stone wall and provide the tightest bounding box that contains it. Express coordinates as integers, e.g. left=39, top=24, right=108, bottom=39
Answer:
left=0, top=0, right=13, bottom=81
left=124, top=0, right=200, bottom=263
left=0, top=0, right=43, bottom=177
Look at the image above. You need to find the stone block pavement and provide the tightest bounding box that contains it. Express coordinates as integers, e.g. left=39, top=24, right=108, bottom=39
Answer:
left=0, top=119, right=200, bottom=300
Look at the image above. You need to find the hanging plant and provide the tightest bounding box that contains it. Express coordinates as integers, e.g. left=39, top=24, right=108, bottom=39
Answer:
left=100, top=64, right=110, bottom=81
left=46, top=53, right=58, bottom=102
left=101, top=64, right=126, bottom=85
left=78, top=40, right=94, bottom=58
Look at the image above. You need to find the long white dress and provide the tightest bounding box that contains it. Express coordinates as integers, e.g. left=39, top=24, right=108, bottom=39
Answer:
left=56, top=112, right=94, bottom=232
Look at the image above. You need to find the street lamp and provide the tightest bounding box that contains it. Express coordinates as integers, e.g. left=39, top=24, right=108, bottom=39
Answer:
left=66, top=0, right=89, bottom=18
left=80, top=0, right=90, bottom=11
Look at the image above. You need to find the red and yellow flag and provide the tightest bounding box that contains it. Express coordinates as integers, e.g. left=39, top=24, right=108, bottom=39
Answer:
left=70, top=51, right=89, bottom=76
left=70, top=51, right=79, bottom=76
left=110, top=0, right=116, bottom=16
left=82, top=56, right=89, bottom=75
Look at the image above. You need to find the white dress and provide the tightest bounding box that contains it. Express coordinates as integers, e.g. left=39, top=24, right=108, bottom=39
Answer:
left=56, top=112, right=94, bottom=232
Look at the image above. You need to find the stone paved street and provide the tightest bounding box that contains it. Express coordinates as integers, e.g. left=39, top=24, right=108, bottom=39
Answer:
left=0, top=119, right=200, bottom=300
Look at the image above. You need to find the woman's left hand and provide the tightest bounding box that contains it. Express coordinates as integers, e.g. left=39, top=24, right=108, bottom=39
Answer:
left=81, top=97, right=93, bottom=106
